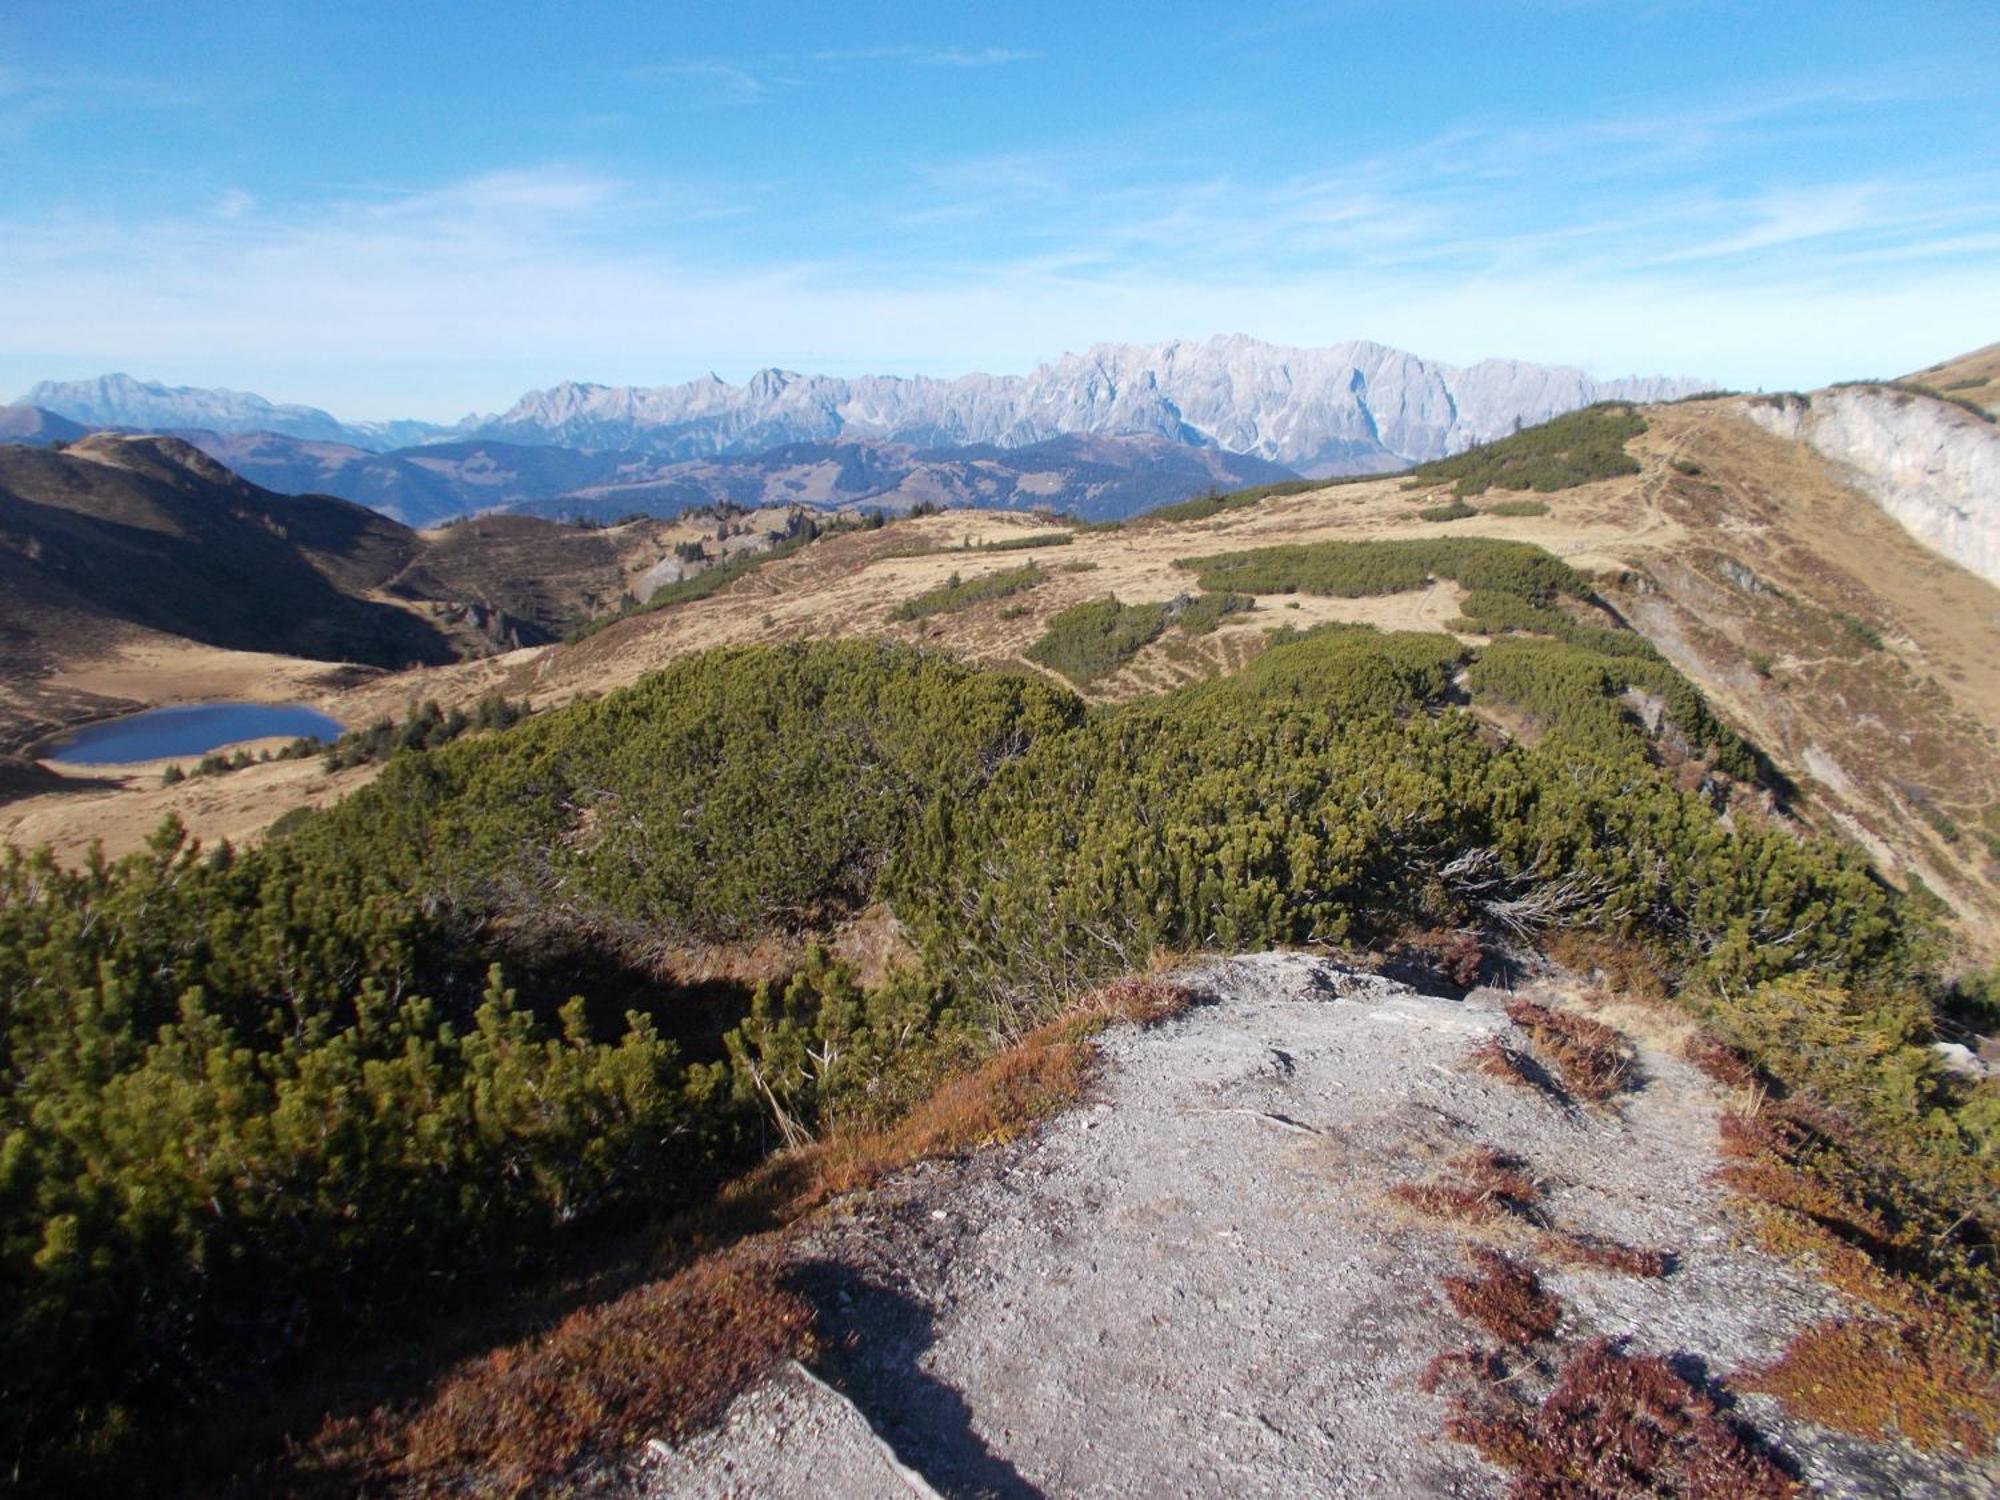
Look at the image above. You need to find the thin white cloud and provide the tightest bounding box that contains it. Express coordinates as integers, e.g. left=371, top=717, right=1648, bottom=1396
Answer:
left=625, top=60, right=769, bottom=102
left=809, top=45, right=1038, bottom=68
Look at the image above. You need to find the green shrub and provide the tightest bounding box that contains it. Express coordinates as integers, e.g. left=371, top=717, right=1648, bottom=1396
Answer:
left=1, top=627, right=1951, bottom=1481
left=1418, top=499, right=1479, bottom=522
left=1131, top=478, right=1322, bottom=526
left=890, top=563, right=1044, bottom=621
left=1410, top=404, right=1645, bottom=495
left=1174, top=592, right=1255, bottom=635
left=1484, top=499, right=1550, bottom=517
left=1183, top=537, right=1590, bottom=603
left=321, top=692, right=527, bottom=772
left=1025, top=597, right=1170, bottom=686
left=971, top=533, right=1073, bottom=552
left=1839, top=613, right=1886, bottom=651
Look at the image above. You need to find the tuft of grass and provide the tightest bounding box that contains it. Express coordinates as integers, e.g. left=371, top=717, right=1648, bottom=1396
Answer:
left=1541, top=1233, right=1671, bottom=1279
left=1504, top=1000, right=1637, bottom=1104
left=1440, top=1338, right=1798, bottom=1497
left=1682, top=1030, right=1762, bottom=1090
left=1389, top=1145, right=1542, bottom=1226
left=1441, top=1247, right=1563, bottom=1346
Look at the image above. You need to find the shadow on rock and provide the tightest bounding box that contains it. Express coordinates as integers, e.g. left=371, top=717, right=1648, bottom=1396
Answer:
left=791, top=1257, right=1043, bottom=1500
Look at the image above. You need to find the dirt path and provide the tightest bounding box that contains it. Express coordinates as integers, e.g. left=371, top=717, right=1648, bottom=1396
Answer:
left=637, top=954, right=1987, bottom=1498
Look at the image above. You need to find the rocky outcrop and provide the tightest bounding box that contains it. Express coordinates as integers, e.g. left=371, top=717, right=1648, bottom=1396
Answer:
left=1740, top=388, right=2000, bottom=588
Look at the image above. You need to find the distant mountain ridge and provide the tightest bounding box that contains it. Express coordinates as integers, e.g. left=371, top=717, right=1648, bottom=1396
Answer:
left=475, top=336, right=1705, bottom=474
left=22, top=337, right=1703, bottom=475
left=19, top=374, right=450, bottom=450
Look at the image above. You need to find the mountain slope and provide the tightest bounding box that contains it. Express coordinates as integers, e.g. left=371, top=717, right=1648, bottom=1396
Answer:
left=0, top=405, right=93, bottom=446
left=0, top=434, right=455, bottom=696
left=480, top=335, right=1702, bottom=473
left=513, top=433, right=1299, bottom=524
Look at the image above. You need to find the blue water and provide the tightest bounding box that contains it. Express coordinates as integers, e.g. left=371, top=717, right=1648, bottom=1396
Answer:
left=40, top=703, right=346, bottom=765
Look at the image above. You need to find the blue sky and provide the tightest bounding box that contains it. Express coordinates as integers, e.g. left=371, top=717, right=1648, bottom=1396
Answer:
left=3, top=0, right=1997, bottom=419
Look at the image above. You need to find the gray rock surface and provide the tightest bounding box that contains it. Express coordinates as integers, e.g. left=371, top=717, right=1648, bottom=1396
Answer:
left=634, top=954, right=1992, bottom=1498
left=1740, top=388, right=2000, bottom=588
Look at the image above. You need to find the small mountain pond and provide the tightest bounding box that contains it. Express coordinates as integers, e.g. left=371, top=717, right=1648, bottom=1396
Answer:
left=39, top=703, right=346, bottom=765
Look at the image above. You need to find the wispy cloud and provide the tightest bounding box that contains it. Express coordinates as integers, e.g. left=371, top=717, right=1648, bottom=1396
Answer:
left=625, top=42, right=1037, bottom=103
left=624, top=60, right=770, bottom=103
left=809, top=45, right=1037, bottom=68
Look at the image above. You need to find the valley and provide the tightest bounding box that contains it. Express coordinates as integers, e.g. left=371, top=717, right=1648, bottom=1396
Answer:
left=3, top=353, right=1997, bottom=1498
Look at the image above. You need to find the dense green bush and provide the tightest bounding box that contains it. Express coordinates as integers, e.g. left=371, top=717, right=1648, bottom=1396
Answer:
left=321, top=691, right=528, bottom=771
left=890, top=562, right=1044, bottom=621
left=1408, top=403, right=1645, bottom=496
left=1183, top=537, right=1589, bottom=602
left=1024, top=597, right=1170, bottom=685
left=0, top=628, right=1953, bottom=1478
left=0, top=826, right=729, bottom=1464
left=1174, top=591, right=1255, bottom=635
left=1418, top=499, right=1478, bottom=522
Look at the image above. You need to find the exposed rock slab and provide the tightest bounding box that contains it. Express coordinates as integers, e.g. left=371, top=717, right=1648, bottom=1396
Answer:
left=637, top=954, right=1994, bottom=1498
left=1740, top=388, right=2000, bottom=588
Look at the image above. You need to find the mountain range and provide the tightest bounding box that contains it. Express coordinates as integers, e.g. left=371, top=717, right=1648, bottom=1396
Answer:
left=15, top=337, right=1704, bottom=522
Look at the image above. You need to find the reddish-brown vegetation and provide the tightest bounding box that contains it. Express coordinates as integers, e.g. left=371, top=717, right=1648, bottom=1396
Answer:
left=1389, top=1145, right=1543, bottom=1226
left=362, top=1246, right=814, bottom=1497
left=1541, top=1234, right=1671, bottom=1279
left=1445, top=1338, right=1798, bottom=1498
left=1504, top=999, right=1638, bottom=1103
left=1739, top=1318, right=2000, bottom=1453
left=1682, top=1029, right=1762, bottom=1090
left=1442, top=1247, right=1564, bottom=1346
